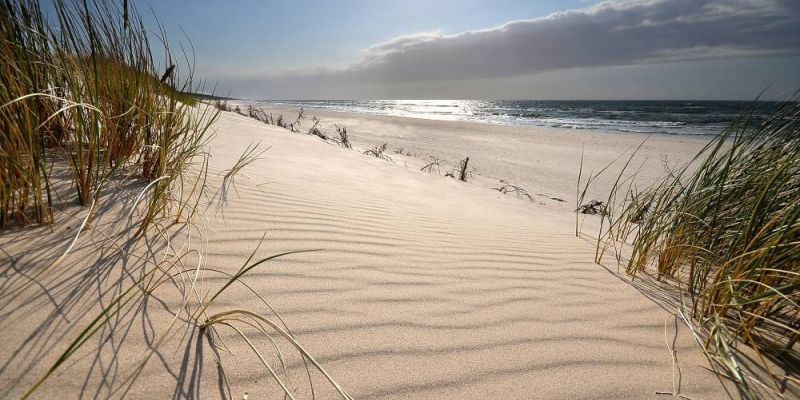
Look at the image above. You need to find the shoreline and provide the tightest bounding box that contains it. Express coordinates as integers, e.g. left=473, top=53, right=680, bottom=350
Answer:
left=241, top=99, right=765, bottom=136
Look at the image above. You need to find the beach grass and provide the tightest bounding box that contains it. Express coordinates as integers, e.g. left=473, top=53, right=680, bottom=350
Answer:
left=333, top=125, right=351, bottom=148
left=2, top=1, right=351, bottom=398
left=0, top=0, right=214, bottom=229
left=6, top=0, right=796, bottom=397
left=363, top=142, right=391, bottom=161
left=591, top=99, right=799, bottom=397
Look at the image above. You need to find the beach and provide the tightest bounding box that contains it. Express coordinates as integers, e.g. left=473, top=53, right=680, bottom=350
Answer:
left=248, top=103, right=713, bottom=205
left=4, top=0, right=798, bottom=397
left=1, top=106, right=732, bottom=398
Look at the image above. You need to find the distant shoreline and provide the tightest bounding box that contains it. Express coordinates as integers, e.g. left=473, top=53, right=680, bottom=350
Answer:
left=240, top=99, right=782, bottom=136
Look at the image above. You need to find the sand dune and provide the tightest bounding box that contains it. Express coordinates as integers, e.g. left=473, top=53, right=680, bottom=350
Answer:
left=200, top=111, right=728, bottom=398
left=0, top=109, right=730, bottom=399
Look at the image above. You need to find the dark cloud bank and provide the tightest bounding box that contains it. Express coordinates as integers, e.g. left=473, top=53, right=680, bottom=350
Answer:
left=221, top=0, right=800, bottom=99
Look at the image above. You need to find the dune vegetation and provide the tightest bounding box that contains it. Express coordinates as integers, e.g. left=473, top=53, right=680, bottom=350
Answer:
left=3, top=0, right=798, bottom=398
left=588, top=100, right=799, bottom=398
left=0, top=0, right=211, bottom=229
left=1, top=0, right=351, bottom=398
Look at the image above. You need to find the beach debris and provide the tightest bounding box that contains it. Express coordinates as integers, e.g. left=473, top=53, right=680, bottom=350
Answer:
left=577, top=200, right=606, bottom=215
left=493, top=184, right=533, bottom=201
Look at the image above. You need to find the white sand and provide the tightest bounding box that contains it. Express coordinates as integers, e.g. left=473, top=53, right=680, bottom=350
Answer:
left=250, top=105, right=712, bottom=207
left=0, top=107, right=731, bottom=399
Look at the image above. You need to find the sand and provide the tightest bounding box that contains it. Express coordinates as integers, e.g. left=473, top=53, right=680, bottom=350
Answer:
left=251, top=104, right=712, bottom=206
left=0, top=107, right=732, bottom=399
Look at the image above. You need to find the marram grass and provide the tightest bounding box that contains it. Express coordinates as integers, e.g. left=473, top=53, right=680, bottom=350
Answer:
left=591, top=99, right=799, bottom=398
left=0, top=0, right=211, bottom=230
left=1, top=1, right=351, bottom=398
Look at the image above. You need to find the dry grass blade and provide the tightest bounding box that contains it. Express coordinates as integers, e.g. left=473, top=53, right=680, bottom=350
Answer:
left=213, top=141, right=268, bottom=207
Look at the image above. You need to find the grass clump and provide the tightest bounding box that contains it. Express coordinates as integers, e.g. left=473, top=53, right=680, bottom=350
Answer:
left=1, top=1, right=351, bottom=398
left=594, top=100, right=799, bottom=397
left=363, top=142, right=391, bottom=161
left=215, top=99, right=231, bottom=112
left=307, top=119, right=328, bottom=140
left=334, top=124, right=351, bottom=149
left=0, top=0, right=215, bottom=230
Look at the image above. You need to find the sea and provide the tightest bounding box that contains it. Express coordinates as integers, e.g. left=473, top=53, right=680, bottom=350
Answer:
left=252, top=99, right=779, bottom=136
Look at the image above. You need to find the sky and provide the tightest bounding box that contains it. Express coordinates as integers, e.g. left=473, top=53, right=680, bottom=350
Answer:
left=140, top=0, right=800, bottom=100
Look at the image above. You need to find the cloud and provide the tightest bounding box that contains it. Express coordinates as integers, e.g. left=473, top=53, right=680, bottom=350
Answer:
left=221, top=0, right=800, bottom=98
